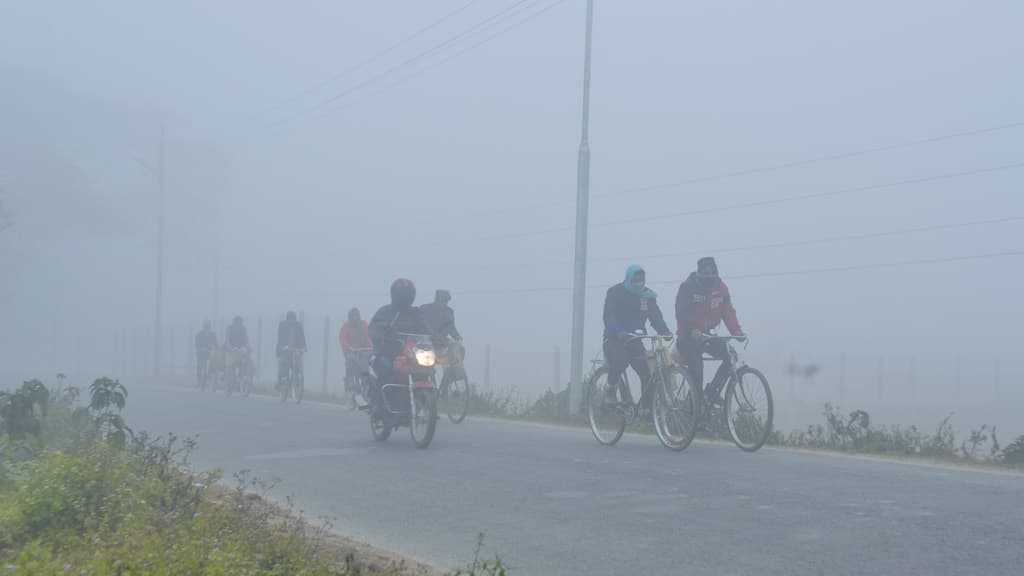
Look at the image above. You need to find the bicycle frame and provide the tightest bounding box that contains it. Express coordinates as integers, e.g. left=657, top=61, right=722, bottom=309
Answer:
left=613, top=334, right=675, bottom=419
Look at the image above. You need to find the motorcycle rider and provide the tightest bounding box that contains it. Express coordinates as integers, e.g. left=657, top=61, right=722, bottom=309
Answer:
left=194, top=320, right=218, bottom=386
left=276, top=311, right=307, bottom=391
left=368, top=279, right=432, bottom=410
left=340, top=307, right=371, bottom=386
left=675, top=257, right=745, bottom=410
left=420, top=289, right=461, bottom=342
left=602, top=265, right=673, bottom=410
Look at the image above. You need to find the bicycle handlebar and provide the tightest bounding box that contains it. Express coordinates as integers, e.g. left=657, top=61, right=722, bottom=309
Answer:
left=625, top=334, right=675, bottom=344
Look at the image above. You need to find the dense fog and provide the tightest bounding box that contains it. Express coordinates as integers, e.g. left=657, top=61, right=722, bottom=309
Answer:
left=2, top=0, right=1022, bottom=436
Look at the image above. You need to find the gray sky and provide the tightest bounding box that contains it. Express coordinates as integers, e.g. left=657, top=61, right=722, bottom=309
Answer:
left=2, top=1, right=1022, bottom=431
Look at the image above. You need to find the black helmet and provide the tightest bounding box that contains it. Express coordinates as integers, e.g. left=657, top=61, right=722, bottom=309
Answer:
left=390, top=278, right=416, bottom=309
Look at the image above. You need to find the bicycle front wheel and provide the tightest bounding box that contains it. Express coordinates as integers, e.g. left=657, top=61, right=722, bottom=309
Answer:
left=652, top=366, right=698, bottom=452
left=724, top=366, right=774, bottom=452
left=586, top=366, right=626, bottom=446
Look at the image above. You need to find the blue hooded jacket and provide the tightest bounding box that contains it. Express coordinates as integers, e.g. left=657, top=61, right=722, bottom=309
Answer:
left=623, top=264, right=657, bottom=299
left=603, top=265, right=669, bottom=337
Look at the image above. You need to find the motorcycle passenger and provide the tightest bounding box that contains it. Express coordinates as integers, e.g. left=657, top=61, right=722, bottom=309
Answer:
left=368, top=279, right=431, bottom=410
left=276, top=311, right=307, bottom=391
left=340, top=307, right=371, bottom=385
left=675, top=257, right=745, bottom=409
left=602, top=265, right=672, bottom=410
left=420, top=289, right=461, bottom=342
left=194, top=320, right=218, bottom=386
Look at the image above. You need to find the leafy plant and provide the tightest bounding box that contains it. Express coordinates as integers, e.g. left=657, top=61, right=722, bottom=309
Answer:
left=0, top=380, right=50, bottom=441
left=88, top=378, right=132, bottom=448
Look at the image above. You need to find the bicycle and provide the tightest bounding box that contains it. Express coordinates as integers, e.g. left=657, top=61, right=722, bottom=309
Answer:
left=278, top=346, right=305, bottom=404
left=437, top=339, right=470, bottom=424
left=585, top=333, right=699, bottom=451
left=683, top=334, right=774, bottom=452
left=344, top=348, right=373, bottom=410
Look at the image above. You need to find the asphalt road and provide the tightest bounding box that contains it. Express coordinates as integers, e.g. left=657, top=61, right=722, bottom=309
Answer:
left=126, top=385, right=1024, bottom=576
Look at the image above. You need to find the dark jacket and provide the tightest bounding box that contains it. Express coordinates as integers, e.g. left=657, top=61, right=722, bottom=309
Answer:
left=420, top=301, right=461, bottom=341
left=368, top=305, right=431, bottom=357
left=603, top=283, right=670, bottom=339
left=276, top=319, right=307, bottom=354
left=675, top=273, right=742, bottom=336
left=226, top=323, right=249, bottom=349
left=195, top=329, right=217, bottom=355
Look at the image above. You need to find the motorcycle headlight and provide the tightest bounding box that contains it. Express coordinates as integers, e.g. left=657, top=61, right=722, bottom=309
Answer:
left=414, top=348, right=436, bottom=367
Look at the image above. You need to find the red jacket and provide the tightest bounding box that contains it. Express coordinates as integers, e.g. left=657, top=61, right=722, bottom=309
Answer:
left=675, top=273, right=742, bottom=336
left=339, top=320, right=371, bottom=352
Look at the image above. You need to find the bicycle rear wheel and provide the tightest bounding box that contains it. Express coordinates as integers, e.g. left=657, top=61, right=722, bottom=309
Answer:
left=652, top=366, right=698, bottom=451
left=724, top=366, right=774, bottom=452
left=586, top=366, right=626, bottom=446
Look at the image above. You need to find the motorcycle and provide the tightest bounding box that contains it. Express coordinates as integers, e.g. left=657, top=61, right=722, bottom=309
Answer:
left=363, top=333, right=439, bottom=449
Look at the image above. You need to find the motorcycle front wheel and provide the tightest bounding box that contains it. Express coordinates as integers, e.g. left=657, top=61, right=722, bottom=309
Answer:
left=410, top=389, right=438, bottom=449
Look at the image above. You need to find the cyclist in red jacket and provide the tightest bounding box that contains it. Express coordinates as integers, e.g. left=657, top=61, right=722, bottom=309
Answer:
left=675, top=257, right=746, bottom=410
left=340, top=308, right=371, bottom=387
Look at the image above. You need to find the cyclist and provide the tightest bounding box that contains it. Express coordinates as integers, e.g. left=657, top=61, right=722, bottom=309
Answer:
left=225, top=316, right=251, bottom=384
left=674, top=257, right=746, bottom=409
left=194, top=320, right=217, bottom=386
left=602, top=265, right=672, bottom=410
left=276, top=311, right=307, bottom=391
left=420, top=289, right=461, bottom=342
left=340, top=307, right=371, bottom=388
left=368, top=279, right=432, bottom=409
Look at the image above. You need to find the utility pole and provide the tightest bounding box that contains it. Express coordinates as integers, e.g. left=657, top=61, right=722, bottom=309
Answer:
left=154, top=127, right=166, bottom=378
left=569, top=0, right=594, bottom=416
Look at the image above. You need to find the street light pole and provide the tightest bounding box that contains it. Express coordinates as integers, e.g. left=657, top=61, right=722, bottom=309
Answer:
left=154, top=127, right=166, bottom=378
left=569, top=0, right=594, bottom=416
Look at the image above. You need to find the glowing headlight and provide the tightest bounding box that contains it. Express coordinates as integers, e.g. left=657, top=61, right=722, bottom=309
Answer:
left=414, top=348, right=436, bottom=367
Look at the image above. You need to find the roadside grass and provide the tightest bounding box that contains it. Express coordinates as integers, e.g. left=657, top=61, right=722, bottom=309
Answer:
left=0, top=377, right=506, bottom=575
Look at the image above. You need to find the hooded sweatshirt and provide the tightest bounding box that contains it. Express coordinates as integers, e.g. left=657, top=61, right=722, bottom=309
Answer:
left=603, top=265, right=670, bottom=338
left=675, top=272, right=742, bottom=336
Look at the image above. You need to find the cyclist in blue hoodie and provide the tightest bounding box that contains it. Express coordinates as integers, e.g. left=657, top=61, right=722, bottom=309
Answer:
left=602, top=265, right=672, bottom=409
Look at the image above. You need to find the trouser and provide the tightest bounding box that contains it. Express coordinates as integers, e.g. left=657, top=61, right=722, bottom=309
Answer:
left=677, top=337, right=731, bottom=405
left=196, top=351, right=210, bottom=381
left=371, top=355, right=395, bottom=408
left=603, top=337, right=653, bottom=408
left=278, top=353, right=303, bottom=387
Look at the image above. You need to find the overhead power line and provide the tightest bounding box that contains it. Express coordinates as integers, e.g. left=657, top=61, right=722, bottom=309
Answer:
left=604, top=121, right=1024, bottom=198
left=291, top=0, right=571, bottom=127
left=596, top=214, right=1024, bottom=262
left=264, top=0, right=563, bottom=130
left=448, top=120, right=1024, bottom=226
left=246, top=0, right=486, bottom=123
left=472, top=160, right=1024, bottom=242
left=453, top=249, right=1024, bottom=296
